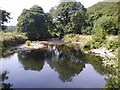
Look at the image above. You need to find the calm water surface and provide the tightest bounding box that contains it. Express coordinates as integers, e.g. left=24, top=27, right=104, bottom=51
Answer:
left=0, top=45, right=107, bottom=88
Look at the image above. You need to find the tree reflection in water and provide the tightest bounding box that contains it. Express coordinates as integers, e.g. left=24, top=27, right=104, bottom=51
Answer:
left=18, top=50, right=46, bottom=71
left=85, top=53, right=112, bottom=75
left=47, top=45, right=86, bottom=82
left=17, top=45, right=86, bottom=82
left=1, top=45, right=117, bottom=88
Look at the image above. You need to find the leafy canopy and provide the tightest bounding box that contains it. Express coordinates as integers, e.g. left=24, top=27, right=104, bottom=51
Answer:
left=17, top=5, right=51, bottom=40
left=85, top=2, right=120, bottom=35
left=49, top=1, right=86, bottom=37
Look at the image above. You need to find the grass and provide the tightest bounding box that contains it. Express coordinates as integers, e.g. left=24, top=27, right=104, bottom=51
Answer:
left=0, top=31, right=28, bottom=51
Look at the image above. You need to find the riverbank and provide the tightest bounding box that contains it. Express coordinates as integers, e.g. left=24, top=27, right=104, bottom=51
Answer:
left=0, top=32, right=28, bottom=52
left=62, top=34, right=119, bottom=88
left=2, top=35, right=118, bottom=60
left=62, top=34, right=118, bottom=70
left=85, top=47, right=115, bottom=58
left=2, top=40, right=64, bottom=57
left=63, top=34, right=118, bottom=57
left=1, top=35, right=119, bottom=88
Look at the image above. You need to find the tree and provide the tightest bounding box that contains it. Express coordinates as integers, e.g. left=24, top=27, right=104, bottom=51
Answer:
left=93, top=16, right=118, bottom=36
left=86, top=1, right=119, bottom=35
left=45, top=13, right=56, bottom=37
left=17, top=5, right=51, bottom=40
left=49, top=1, right=86, bottom=37
left=92, top=16, right=107, bottom=48
left=0, top=10, right=11, bottom=30
left=66, top=10, right=86, bottom=34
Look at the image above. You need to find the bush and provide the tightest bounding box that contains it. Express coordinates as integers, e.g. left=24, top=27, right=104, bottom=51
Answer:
left=86, top=40, right=102, bottom=49
left=105, top=75, right=119, bottom=88
left=25, top=40, right=31, bottom=46
left=0, top=32, right=28, bottom=51
left=89, top=16, right=107, bottom=49
left=105, top=40, right=118, bottom=50
left=62, top=34, right=75, bottom=43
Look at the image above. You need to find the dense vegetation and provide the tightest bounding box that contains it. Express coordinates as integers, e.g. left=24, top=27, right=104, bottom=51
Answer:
left=49, top=1, right=86, bottom=38
left=16, top=5, right=51, bottom=40
left=0, top=0, right=119, bottom=89
left=2, top=1, right=119, bottom=40
left=85, top=1, right=120, bottom=35
left=16, top=1, right=120, bottom=40
left=0, top=32, right=27, bottom=51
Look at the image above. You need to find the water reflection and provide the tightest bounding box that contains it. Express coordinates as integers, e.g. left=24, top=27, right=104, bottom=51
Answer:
left=18, top=50, right=46, bottom=71
left=47, top=45, right=86, bottom=82
left=85, top=53, right=112, bottom=75
left=47, top=58, right=85, bottom=82
left=0, top=45, right=108, bottom=88
left=17, top=45, right=86, bottom=82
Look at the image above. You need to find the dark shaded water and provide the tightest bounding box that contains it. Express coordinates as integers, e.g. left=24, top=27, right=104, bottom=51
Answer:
left=0, top=45, right=108, bottom=88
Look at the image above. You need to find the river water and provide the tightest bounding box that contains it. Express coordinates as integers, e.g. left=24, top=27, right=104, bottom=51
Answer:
left=0, top=45, right=108, bottom=88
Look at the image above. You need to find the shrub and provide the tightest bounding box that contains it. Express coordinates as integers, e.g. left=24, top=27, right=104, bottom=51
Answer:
left=86, top=40, right=102, bottom=49
left=25, top=40, right=31, bottom=46
left=105, top=40, right=118, bottom=50
left=0, top=32, right=28, bottom=51
left=62, top=34, right=75, bottom=43
left=89, top=16, right=107, bottom=49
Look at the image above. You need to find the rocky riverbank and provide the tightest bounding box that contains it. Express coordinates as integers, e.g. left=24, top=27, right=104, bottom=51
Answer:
left=2, top=41, right=64, bottom=57
left=84, top=47, right=116, bottom=59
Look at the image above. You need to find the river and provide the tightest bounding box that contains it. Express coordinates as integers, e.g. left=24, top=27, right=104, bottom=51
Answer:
left=0, top=45, right=109, bottom=88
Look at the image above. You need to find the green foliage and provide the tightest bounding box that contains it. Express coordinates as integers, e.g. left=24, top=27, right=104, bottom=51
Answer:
left=104, top=39, right=118, bottom=51
left=0, top=32, right=27, bottom=51
left=103, top=56, right=119, bottom=89
left=87, top=2, right=118, bottom=17
left=62, top=34, right=75, bottom=43
left=86, top=15, right=118, bottom=49
left=16, top=5, right=51, bottom=40
left=86, top=2, right=120, bottom=35
left=94, top=16, right=118, bottom=35
left=65, top=10, right=86, bottom=34
left=45, top=13, right=56, bottom=38
left=93, top=17, right=106, bottom=40
left=87, top=16, right=107, bottom=49
left=87, top=40, right=101, bottom=49
left=105, top=75, right=119, bottom=89
left=49, top=1, right=86, bottom=37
